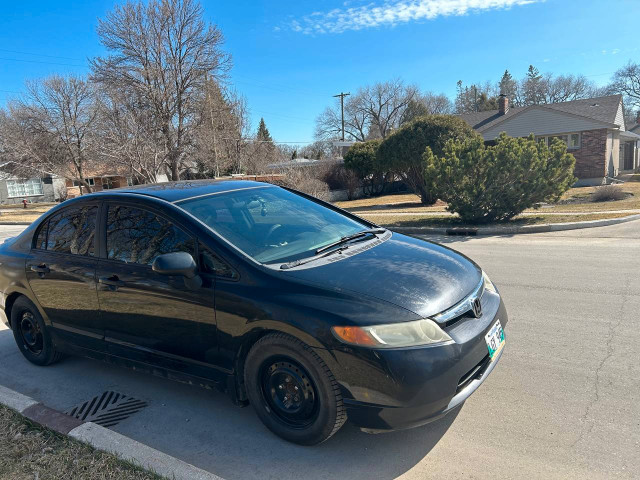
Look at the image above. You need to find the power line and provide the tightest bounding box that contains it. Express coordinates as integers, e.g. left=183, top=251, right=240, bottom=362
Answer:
left=217, top=137, right=316, bottom=144
left=251, top=109, right=314, bottom=122
left=233, top=76, right=328, bottom=99
left=0, top=57, right=86, bottom=68
left=0, top=48, right=85, bottom=62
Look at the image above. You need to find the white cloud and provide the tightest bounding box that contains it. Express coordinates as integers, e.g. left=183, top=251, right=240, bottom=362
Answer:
left=611, top=48, right=620, bottom=55
left=290, top=0, right=542, bottom=34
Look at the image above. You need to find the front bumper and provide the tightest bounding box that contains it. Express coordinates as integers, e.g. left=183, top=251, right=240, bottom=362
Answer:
left=330, top=294, right=508, bottom=432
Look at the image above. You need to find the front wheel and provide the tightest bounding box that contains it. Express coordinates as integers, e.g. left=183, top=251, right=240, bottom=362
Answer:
left=244, top=333, right=346, bottom=445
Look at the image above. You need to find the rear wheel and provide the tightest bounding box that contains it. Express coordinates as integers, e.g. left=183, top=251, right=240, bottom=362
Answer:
left=11, top=296, right=62, bottom=366
left=244, top=333, right=346, bottom=445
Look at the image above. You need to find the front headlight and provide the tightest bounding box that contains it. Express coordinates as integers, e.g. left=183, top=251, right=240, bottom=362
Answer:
left=482, top=271, right=498, bottom=294
left=332, top=319, right=453, bottom=349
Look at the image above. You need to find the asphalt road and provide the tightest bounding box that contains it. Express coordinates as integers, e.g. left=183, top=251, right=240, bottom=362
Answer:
left=0, top=221, right=638, bottom=480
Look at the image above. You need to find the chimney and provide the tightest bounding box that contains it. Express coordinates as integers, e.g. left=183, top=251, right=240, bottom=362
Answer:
left=498, top=94, right=509, bottom=115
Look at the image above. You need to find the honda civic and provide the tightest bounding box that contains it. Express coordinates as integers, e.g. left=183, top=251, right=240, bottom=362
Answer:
left=0, top=180, right=507, bottom=445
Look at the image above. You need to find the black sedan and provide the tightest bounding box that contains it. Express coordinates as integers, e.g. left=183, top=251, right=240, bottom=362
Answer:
left=0, top=180, right=507, bottom=445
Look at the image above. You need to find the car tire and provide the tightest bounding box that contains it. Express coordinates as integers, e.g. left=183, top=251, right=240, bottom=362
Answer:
left=244, top=332, right=346, bottom=445
left=11, top=296, right=62, bottom=366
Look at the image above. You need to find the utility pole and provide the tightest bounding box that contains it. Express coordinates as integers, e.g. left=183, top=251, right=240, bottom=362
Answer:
left=333, top=92, right=350, bottom=141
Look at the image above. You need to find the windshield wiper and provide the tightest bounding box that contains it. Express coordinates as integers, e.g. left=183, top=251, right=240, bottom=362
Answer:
left=315, top=228, right=386, bottom=255
left=280, top=228, right=386, bottom=270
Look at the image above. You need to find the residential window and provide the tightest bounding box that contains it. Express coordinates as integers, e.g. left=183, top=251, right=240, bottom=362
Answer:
left=102, top=177, right=114, bottom=190
left=72, top=178, right=95, bottom=187
left=127, top=177, right=134, bottom=187
left=568, top=134, right=580, bottom=149
left=535, top=133, right=580, bottom=150
left=7, top=178, right=44, bottom=198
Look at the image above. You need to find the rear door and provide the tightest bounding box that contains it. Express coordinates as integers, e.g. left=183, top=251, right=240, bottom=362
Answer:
left=26, top=203, right=102, bottom=349
left=95, top=202, right=218, bottom=377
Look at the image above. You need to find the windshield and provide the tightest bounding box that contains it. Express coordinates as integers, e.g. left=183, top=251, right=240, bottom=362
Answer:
left=178, top=186, right=371, bottom=264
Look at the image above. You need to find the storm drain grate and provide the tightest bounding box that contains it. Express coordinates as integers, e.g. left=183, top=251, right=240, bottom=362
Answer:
left=64, top=391, right=148, bottom=428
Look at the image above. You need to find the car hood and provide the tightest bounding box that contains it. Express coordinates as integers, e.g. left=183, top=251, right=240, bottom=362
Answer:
left=281, top=232, right=482, bottom=320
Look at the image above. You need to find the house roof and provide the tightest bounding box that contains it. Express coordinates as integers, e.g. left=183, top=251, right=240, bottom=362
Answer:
left=620, top=130, right=640, bottom=140
left=628, top=123, right=640, bottom=133
left=459, top=94, right=624, bottom=133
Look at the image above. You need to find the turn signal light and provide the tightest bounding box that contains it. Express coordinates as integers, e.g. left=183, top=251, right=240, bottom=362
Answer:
left=331, top=326, right=378, bottom=346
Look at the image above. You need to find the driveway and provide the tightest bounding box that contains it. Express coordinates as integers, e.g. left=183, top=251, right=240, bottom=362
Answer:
left=0, top=221, right=638, bottom=479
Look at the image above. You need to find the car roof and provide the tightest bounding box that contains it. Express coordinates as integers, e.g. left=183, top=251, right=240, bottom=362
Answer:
left=90, top=179, right=274, bottom=203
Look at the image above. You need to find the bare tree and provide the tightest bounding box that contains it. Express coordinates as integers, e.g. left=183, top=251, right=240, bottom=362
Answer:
left=96, top=87, right=166, bottom=183
left=315, top=100, right=369, bottom=142
left=608, top=61, right=640, bottom=113
left=91, top=0, right=231, bottom=181
left=542, top=73, right=598, bottom=104
left=315, top=79, right=416, bottom=141
left=0, top=75, right=99, bottom=191
left=358, top=80, right=417, bottom=138
left=193, top=80, right=250, bottom=176
left=421, top=92, right=454, bottom=115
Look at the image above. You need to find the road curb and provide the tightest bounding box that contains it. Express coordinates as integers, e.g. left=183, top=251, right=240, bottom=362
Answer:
left=389, top=214, right=640, bottom=236
left=0, top=384, right=222, bottom=480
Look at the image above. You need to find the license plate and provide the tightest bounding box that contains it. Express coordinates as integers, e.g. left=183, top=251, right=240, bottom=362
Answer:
left=485, top=319, right=505, bottom=361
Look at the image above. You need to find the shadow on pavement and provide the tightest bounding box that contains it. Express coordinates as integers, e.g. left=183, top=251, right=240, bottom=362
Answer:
left=0, top=328, right=460, bottom=480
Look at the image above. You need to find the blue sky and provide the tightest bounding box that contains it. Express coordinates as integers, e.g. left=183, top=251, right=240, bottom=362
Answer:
left=1, top=0, right=639, bottom=144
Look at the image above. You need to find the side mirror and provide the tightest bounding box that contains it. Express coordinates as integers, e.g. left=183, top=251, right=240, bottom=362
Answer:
left=152, top=252, right=201, bottom=288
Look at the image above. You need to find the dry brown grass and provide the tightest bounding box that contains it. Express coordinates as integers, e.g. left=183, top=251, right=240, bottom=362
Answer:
left=0, top=203, right=57, bottom=210
left=531, top=181, right=640, bottom=213
left=335, top=182, right=640, bottom=216
left=0, top=204, right=54, bottom=224
left=0, top=405, right=160, bottom=480
left=363, top=212, right=635, bottom=228
left=334, top=193, right=422, bottom=209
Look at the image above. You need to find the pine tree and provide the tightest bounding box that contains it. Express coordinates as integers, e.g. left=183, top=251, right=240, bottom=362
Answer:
left=498, top=69, right=518, bottom=104
left=256, top=118, right=273, bottom=143
left=523, top=65, right=543, bottom=106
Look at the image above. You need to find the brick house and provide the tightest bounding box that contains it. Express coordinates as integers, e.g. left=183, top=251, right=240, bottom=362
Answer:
left=64, top=175, right=133, bottom=198
left=459, top=94, right=640, bottom=185
left=63, top=163, right=136, bottom=198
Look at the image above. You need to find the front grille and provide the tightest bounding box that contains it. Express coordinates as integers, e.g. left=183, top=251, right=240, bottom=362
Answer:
left=434, top=278, right=485, bottom=328
left=456, top=354, right=491, bottom=394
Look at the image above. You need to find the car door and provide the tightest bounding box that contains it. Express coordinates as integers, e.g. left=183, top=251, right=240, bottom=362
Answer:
left=26, top=203, right=103, bottom=349
left=95, top=202, right=218, bottom=378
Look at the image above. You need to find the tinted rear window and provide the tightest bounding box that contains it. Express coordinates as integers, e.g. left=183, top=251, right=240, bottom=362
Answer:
left=106, top=205, right=195, bottom=265
left=44, top=206, right=97, bottom=256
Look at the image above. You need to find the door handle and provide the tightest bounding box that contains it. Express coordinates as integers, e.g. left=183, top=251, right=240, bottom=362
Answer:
left=30, top=264, right=50, bottom=275
left=98, top=275, right=125, bottom=289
